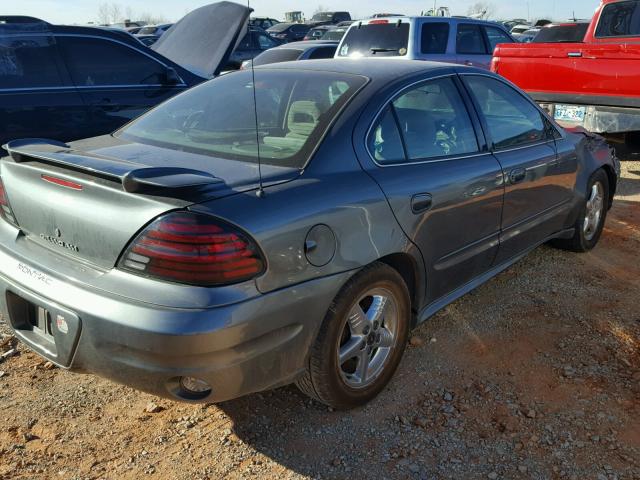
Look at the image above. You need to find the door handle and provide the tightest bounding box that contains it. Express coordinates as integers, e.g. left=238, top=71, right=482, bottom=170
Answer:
left=411, top=193, right=433, bottom=214
left=509, top=168, right=526, bottom=184
left=567, top=52, right=582, bottom=58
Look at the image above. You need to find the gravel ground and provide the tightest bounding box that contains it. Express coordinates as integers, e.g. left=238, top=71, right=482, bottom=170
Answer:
left=0, top=161, right=639, bottom=480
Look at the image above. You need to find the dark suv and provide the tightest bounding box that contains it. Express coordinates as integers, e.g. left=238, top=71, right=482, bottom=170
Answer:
left=308, top=11, right=352, bottom=26
left=0, top=3, right=250, bottom=149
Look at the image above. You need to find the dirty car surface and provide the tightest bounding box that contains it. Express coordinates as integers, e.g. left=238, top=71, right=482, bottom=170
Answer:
left=0, top=60, right=619, bottom=409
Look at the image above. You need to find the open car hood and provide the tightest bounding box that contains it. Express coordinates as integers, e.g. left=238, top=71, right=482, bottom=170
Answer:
left=151, top=2, right=251, bottom=78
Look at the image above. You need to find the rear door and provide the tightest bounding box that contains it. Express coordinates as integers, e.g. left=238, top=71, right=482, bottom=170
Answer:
left=0, top=33, right=88, bottom=148
left=461, top=74, right=578, bottom=262
left=55, top=35, right=187, bottom=137
left=456, top=23, right=491, bottom=69
left=362, top=75, right=504, bottom=303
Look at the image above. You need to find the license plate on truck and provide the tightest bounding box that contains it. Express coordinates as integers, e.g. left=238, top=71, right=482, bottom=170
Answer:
left=554, top=105, right=586, bottom=123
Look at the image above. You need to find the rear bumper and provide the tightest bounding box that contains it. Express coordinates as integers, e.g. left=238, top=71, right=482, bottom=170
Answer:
left=0, top=245, right=352, bottom=403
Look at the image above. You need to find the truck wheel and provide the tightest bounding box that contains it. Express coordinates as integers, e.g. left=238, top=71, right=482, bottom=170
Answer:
left=554, top=169, right=609, bottom=252
left=296, top=262, right=410, bottom=409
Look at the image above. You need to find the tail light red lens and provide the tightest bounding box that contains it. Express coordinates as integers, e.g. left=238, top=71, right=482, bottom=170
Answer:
left=0, top=177, right=18, bottom=227
left=118, top=211, right=265, bottom=287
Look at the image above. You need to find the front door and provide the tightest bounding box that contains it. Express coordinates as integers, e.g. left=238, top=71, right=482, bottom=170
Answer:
left=55, top=35, right=185, bottom=138
left=362, top=76, right=504, bottom=303
left=461, top=74, right=579, bottom=262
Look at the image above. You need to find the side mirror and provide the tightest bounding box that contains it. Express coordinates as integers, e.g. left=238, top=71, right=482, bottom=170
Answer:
left=163, top=67, right=181, bottom=85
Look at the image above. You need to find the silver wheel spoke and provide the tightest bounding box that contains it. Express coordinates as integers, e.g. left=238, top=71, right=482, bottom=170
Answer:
left=367, top=295, right=388, bottom=325
left=355, top=350, right=371, bottom=384
left=339, top=336, right=364, bottom=364
left=347, top=305, right=369, bottom=335
left=378, top=327, right=394, bottom=348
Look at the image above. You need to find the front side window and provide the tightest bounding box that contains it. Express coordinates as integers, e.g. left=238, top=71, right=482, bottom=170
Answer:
left=338, top=23, right=410, bottom=57
left=464, top=76, right=545, bottom=149
left=421, top=22, right=450, bottom=54
left=118, top=70, right=366, bottom=168
left=596, top=0, right=640, bottom=37
left=0, top=35, right=64, bottom=89
left=368, top=77, right=479, bottom=164
left=456, top=24, right=487, bottom=54
left=484, top=26, right=513, bottom=51
left=57, top=36, right=168, bottom=86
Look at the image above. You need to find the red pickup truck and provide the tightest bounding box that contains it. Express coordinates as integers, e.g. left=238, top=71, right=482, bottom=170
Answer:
left=492, top=0, right=640, bottom=134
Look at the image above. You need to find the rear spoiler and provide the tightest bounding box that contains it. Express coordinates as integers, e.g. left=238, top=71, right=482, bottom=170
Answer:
left=3, top=139, right=223, bottom=194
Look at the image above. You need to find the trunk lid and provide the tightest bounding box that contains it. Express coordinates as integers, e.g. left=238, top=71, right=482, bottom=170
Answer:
left=0, top=137, right=296, bottom=269
left=151, top=2, right=252, bottom=78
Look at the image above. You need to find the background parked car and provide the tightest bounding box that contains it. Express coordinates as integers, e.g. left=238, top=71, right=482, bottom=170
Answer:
left=249, top=17, right=280, bottom=30
left=224, top=26, right=283, bottom=70
left=510, top=24, right=532, bottom=35
left=240, top=40, right=338, bottom=68
left=513, top=27, right=540, bottom=42
left=307, top=11, right=351, bottom=26
left=304, top=25, right=335, bottom=41
left=267, top=22, right=311, bottom=42
left=336, top=16, right=514, bottom=70
left=134, top=23, right=173, bottom=46
left=0, top=3, right=250, bottom=150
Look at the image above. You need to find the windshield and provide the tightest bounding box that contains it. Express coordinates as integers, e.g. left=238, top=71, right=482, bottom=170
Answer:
left=138, top=26, right=158, bottom=35
left=312, top=12, right=334, bottom=22
left=118, top=70, right=366, bottom=169
left=268, top=23, right=293, bottom=32
left=338, top=23, right=410, bottom=57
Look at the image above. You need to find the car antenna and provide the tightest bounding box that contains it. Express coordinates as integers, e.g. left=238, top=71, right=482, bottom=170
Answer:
left=247, top=0, right=265, bottom=198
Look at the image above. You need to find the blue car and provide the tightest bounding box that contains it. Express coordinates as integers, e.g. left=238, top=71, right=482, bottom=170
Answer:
left=0, top=59, right=618, bottom=409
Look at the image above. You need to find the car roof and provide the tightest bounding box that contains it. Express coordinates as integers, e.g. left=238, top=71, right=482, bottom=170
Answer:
left=355, top=16, right=508, bottom=28
left=255, top=58, right=477, bottom=80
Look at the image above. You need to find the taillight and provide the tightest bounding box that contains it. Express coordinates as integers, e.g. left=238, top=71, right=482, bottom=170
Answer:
left=118, top=211, right=265, bottom=287
left=0, top=177, right=18, bottom=227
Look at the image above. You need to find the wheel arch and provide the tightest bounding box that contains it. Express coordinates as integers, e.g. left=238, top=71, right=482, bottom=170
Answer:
left=376, top=252, right=423, bottom=327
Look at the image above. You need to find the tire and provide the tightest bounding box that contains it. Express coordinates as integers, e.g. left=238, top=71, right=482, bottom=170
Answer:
left=553, top=169, right=609, bottom=253
left=296, top=262, right=411, bottom=409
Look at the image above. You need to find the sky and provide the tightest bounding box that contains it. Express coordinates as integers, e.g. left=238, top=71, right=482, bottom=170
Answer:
left=6, top=0, right=602, bottom=25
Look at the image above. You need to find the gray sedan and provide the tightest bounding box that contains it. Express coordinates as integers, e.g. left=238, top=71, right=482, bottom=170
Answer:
left=0, top=60, right=619, bottom=409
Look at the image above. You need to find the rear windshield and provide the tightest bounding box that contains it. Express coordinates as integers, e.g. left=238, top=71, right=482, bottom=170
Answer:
left=268, top=23, right=293, bottom=32
left=138, top=26, right=158, bottom=35
left=253, top=48, right=302, bottom=66
left=533, top=24, right=588, bottom=42
left=338, top=23, right=410, bottom=57
left=118, top=70, right=366, bottom=169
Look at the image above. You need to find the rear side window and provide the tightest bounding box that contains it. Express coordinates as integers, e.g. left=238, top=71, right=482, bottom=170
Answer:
left=596, top=0, right=640, bottom=37
left=421, top=23, right=450, bottom=54
left=456, top=24, right=487, bottom=54
left=368, top=107, right=406, bottom=163
left=338, top=23, right=410, bottom=57
left=369, top=77, right=479, bottom=164
left=534, top=24, right=589, bottom=42
left=484, top=26, right=512, bottom=51
left=464, top=76, right=545, bottom=150
left=0, top=35, right=64, bottom=89
left=57, top=36, right=168, bottom=86
left=308, top=46, right=337, bottom=59
left=253, top=49, right=302, bottom=66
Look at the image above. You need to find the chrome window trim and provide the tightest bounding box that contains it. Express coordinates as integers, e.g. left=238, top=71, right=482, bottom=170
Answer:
left=365, top=73, right=486, bottom=168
